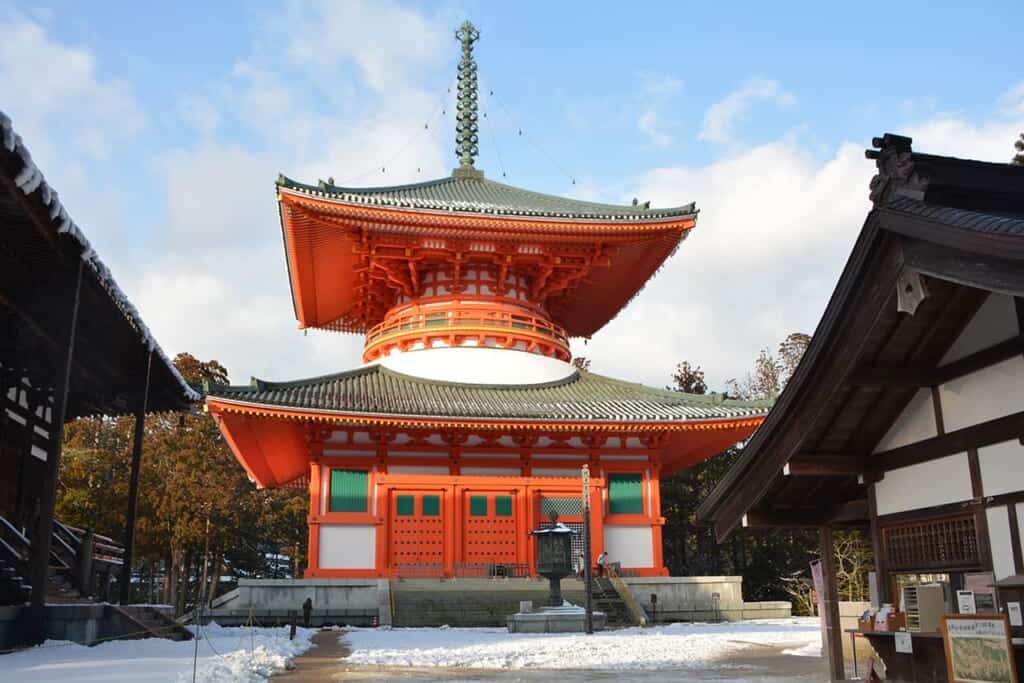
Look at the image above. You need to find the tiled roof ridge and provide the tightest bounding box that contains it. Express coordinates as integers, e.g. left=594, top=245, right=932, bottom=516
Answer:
left=275, top=173, right=697, bottom=221
left=206, top=363, right=772, bottom=410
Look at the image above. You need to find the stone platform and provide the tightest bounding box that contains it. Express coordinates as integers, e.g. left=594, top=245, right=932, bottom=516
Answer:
left=507, top=604, right=607, bottom=633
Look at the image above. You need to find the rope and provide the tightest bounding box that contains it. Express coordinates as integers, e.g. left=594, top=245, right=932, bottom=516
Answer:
left=337, top=74, right=457, bottom=187
left=489, top=89, right=578, bottom=186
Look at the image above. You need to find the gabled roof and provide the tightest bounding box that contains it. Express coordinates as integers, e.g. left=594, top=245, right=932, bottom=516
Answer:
left=697, top=133, right=1024, bottom=541
left=205, top=364, right=770, bottom=423
left=1, top=110, right=197, bottom=417
left=277, top=172, right=696, bottom=223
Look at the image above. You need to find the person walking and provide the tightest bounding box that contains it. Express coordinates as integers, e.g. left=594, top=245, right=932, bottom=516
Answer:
left=577, top=551, right=586, bottom=579
left=596, top=551, right=609, bottom=577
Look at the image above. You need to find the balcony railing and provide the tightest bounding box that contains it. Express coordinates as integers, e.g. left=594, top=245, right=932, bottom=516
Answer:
left=364, top=301, right=569, bottom=362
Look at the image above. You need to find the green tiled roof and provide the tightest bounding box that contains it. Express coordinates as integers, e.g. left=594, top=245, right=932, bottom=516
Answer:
left=205, top=365, right=770, bottom=422
left=276, top=173, right=697, bottom=222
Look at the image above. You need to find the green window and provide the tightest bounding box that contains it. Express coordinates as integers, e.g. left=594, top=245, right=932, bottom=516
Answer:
left=608, top=473, right=643, bottom=514
left=329, top=470, right=368, bottom=513
left=495, top=495, right=513, bottom=517
left=422, top=495, right=441, bottom=516
left=469, top=495, right=488, bottom=516
left=396, top=495, right=415, bottom=516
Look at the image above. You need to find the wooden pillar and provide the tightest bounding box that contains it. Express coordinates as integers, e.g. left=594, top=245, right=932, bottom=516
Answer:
left=819, top=525, right=845, bottom=682
left=307, top=460, right=321, bottom=577
left=867, top=484, right=889, bottom=605
left=118, top=349, right=152, bottom=605
left=28, top=256, right=83, bottom=644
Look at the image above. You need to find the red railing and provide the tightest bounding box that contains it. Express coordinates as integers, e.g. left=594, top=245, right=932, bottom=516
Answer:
left=364, top=300, right=570, bottom=362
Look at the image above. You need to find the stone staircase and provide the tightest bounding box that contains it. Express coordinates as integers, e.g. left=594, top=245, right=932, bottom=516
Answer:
left=0, top=558, right=29, bottom=605
left=590, top=576, right=633, bottom=626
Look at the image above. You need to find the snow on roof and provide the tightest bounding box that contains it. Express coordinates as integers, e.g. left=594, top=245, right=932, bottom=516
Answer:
left=1, top=110, right=199, bottom=403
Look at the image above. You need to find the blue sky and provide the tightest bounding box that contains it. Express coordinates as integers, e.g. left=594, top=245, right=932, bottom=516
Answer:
left=3, top=1, right=1023, bottom=389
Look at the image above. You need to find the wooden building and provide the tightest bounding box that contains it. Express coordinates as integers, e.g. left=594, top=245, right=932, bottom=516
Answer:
left=204, top=22, right=768, bottom=580
left=697, top=133, right=1024, bottom=681
left=1, top=111, right=196, bottom=640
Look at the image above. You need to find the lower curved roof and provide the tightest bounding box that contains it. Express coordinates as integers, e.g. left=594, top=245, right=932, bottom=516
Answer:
left=205, top=365, right=769, bottom=424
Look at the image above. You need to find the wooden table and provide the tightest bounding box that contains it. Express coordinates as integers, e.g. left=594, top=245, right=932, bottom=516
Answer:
left=846, top=629, right=948, bottom=682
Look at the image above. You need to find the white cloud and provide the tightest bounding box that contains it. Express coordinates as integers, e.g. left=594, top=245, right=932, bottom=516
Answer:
left=638, top=109, right=672, bottom=148
left=699, top=78, right=796, bottom=144
left=0, top=14, right=145, bottom=163
left=576, top=100, right=1024, bottom=391
left=998, top=81, right=1024, bottom=117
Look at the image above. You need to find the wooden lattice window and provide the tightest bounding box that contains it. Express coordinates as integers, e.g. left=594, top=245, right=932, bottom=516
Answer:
left=883, top=514, right=980, bottom=572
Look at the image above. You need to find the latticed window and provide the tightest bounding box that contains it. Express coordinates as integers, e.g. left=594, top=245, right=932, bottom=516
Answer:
left=883, top=515, right=980, bottom=572
left=540, top=496, right=581, bottom=518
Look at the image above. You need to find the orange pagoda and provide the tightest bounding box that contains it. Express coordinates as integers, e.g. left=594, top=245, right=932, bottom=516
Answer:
left=205, top=22, right=768, bottom=578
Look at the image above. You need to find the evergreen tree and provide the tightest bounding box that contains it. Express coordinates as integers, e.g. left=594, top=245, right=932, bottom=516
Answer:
left=1013, top=133, right=1024, bottom=165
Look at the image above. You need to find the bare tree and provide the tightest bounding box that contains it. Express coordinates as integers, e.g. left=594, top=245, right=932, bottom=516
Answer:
left=669, top=361, right=707, bottom=394
left=572, top=356, right=591, bottom=372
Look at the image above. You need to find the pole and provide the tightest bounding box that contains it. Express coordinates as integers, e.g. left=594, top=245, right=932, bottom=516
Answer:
left=819, top=526, right=845, bottom=682
left=582, top=465, right=593, bottom=634
left=119, top=348, right=152, bottom=605
left=28, top=256, right=84, bottom=643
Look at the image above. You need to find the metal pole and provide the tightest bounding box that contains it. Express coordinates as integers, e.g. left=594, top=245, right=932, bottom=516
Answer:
left=28, top=256, right=84, bottom=643
left=118, top=348, right=152, bottom=605
left=582, top=465, right=593, bottom=634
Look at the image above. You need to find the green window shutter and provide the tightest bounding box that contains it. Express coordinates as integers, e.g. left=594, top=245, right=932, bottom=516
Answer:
left=608, top=473, right=643, bottom=514
left=495, top=495, right=513, bottom=517
left=329, top=470, right=368, bottom=513
left=396, top=495, right=414, bottom=516
left=469, top=495, right=488, bottom=516
left=422, top=495, right=441, bottom=516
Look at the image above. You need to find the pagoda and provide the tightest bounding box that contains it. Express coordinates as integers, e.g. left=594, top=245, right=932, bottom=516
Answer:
left=205, top=22, right=768, bottom=578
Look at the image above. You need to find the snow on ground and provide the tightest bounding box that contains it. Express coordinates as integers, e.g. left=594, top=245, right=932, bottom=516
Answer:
left=0, top=622, right=317, bottom=682
left=344, top=618, right=822, bottom=671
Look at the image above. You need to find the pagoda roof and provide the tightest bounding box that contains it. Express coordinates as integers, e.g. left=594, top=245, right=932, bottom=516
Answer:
left=205, top=364, right=768, bottom=424
left=277, top=172, right=696, bottom=223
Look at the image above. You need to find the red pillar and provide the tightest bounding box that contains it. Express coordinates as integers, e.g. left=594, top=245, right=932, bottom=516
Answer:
left=306, top=460, right=321, bottom=577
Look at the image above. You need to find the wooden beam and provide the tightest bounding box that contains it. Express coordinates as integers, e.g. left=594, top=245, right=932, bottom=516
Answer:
left=741, top=499, right=868, bottom=528
left=873, top=410, right=1024, bottom=474
left=848, top=336, right=1024, bottom=389
left=784, top=454, right=865, bottom=477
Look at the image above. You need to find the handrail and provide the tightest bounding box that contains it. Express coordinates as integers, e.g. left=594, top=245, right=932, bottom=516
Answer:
left=606, top=566, right=648, bottom=626
left=366, top=305, right=568, bottom=345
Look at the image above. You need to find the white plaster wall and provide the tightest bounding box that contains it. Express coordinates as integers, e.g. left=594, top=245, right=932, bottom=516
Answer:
left=873, top=388, right=937, bottom=453
left=938, top=357, right=1024, bottom=433
left=874, top=454, right=973, bottom=516
left=604, top=526, right=654, bottom=568
left=459, top=466, right=521, bottom=476
left=941, top=293, right=1020, bottom=365
left=531, top=467, right=580, bottom=478
left=319, top=525, right=376, bottom=569
left=979, top=439, right=1024, bottom=498
left=986, top=506, right=1015, bottom=580
left=375, top=347, right=574, bottom=385
left=387, top=465, right=449, bottom=475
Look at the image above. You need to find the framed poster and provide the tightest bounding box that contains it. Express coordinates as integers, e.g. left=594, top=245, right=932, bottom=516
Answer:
left=941, top=614, right=1018, bottom=683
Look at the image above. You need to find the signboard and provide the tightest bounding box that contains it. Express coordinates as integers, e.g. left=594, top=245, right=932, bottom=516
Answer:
left=1008, top=603, right=1023, bottom=628
left=942, top=614, right=1018, bottom=683
left=958, top=590, right=978, bottom=615
left=894, top=631, right=913, bottom=654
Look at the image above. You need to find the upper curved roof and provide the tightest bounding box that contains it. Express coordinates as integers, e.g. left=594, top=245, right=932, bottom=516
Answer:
left=277, top=172, right=697, bottom=223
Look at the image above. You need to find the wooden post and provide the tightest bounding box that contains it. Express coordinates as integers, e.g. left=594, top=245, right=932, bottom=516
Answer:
left=819, top=526, right=845, bottom=682
left=118, top=349, right=152, bottom=605
left=582, top=465, right=593, bottom=634
left=28, top=257, right=83, bottom=643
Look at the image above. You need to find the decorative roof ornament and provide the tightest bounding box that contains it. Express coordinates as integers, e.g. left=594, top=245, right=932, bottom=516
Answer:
left=454, top=20, right=481, bottom=174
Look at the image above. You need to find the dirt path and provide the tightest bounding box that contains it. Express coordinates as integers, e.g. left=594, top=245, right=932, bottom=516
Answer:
left=279, top=630, right=351, bottom=682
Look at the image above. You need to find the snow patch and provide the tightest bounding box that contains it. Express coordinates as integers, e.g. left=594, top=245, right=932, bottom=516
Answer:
left=2, top=623, right=316, bottom=682
left=343, top=618, right=821, bottom=671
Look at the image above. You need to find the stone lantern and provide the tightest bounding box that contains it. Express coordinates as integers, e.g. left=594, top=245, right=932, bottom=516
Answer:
left=531, top=512, right=575, bottom=607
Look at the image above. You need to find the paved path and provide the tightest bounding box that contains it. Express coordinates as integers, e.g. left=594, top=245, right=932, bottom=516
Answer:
left=284, top=632, right=833, bottom=682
